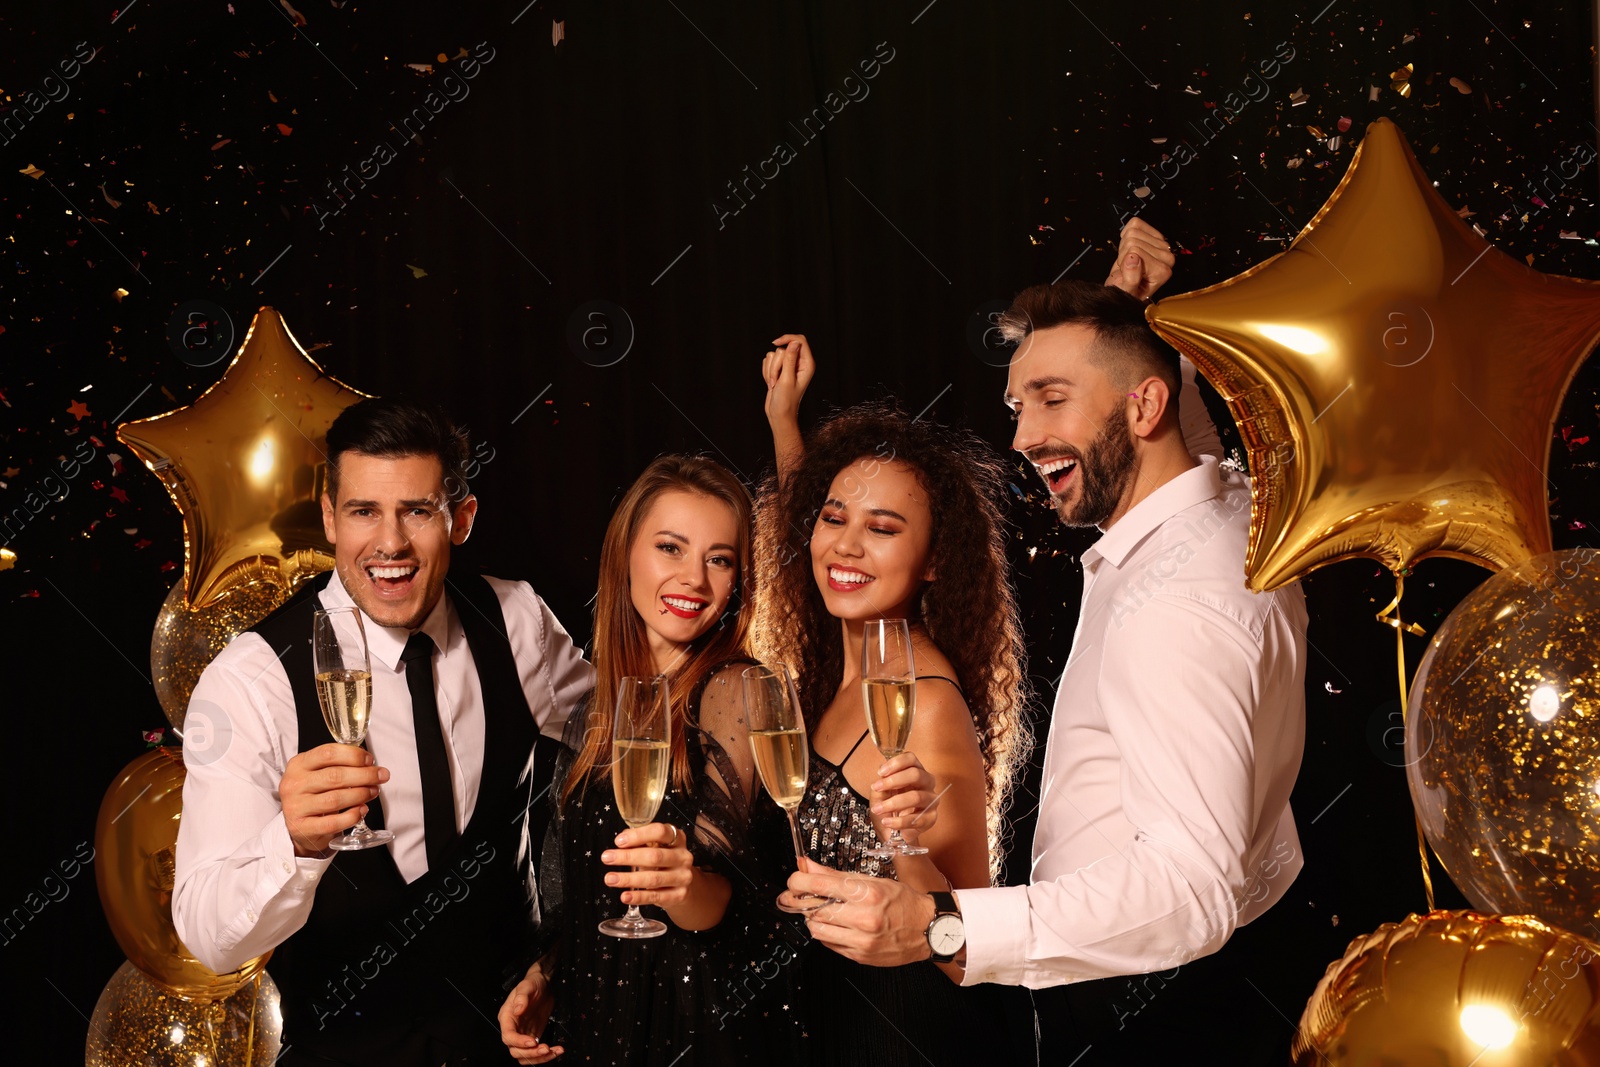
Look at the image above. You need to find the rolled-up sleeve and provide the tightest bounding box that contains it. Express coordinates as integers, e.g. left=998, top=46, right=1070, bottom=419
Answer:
left=958, top=595, right=1265, bottom=988
left=172, top=635, right=333, bottom=975
left=491, top=578, right=594, bottom=739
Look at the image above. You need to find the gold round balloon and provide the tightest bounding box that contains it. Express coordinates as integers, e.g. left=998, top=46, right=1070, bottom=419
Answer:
left=86, top=961, right=282, bottom=1067
left=1406, top=549, right=1600, bottom=934
left=151, top=555, right=330, bottom=729
left=1294, top=910, right=1600, bottom=1065
left=119, top=307, right=367, bottom=610
left=94, top=748, right=270, bottom=1000
left=1148, top=117, right=1600, bottom=591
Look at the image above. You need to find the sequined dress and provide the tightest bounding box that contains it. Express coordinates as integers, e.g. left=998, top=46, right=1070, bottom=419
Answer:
left=539, top=661, right=801, bottom=1066
left=793, top=678, right=1016, bottom=1066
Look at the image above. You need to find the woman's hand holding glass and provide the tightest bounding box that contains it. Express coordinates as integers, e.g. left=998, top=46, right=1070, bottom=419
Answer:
left=601, top=822, right=696, bottom=910
left=869, top=752, right=940, bottom=849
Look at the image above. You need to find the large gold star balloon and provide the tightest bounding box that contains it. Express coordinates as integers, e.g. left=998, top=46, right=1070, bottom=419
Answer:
left=120, top=308, right=369, bottom=609
left=1148, top=118, right=1600, bottom=591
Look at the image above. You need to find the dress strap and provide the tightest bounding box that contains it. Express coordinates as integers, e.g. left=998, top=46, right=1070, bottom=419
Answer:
left=840, top=729, right=873, bottom=765
left=916, top=674, right=965, bottom=697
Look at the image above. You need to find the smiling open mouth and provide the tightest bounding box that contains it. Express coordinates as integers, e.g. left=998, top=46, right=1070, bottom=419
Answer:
left=1034, top=456, right=1079, bottom=495
left=661, top=595, right=708, bottom=618
left=365, top=561, right=419, bottom=598
left=827, top=566, right=875, bottom=592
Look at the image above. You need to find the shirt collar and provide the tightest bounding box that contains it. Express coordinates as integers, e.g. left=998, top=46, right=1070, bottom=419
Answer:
left=321, top=567, right=455, bottom=672
left=1082, top=455, right=1226, bottom=570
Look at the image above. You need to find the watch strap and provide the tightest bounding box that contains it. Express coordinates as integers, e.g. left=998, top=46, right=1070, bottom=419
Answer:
left=930, top=890, right=958, bottom=917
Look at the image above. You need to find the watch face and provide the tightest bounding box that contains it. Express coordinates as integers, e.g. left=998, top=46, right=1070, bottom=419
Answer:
left=929, top=914, right=965, bottom=955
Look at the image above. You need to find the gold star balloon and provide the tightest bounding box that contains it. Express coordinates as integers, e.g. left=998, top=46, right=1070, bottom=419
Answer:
left=1148, top=117, right=1600, bottom=591
left=120, top=308, right=368, bottom=610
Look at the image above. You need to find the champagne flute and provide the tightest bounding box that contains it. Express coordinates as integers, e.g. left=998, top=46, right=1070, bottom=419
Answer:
left=862, top=618, right=928, bottom=858
left=744, top=664, right=812, bottom=861
left=599, top=674, right=671, bottom=939
left=744, top=663, right=838, bottom=915
left=312, top=607, right=394, bottom=851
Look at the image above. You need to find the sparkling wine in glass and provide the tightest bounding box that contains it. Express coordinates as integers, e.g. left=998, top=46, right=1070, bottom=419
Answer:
left=599, top=674, right=671, bottom=939
left=313, top=607, right=394, bottom=851
left=744, top=664, right=811, bottom=859
left=862, top=618, right=928, bottom=858
left=745, top=663, right=838, bottom=915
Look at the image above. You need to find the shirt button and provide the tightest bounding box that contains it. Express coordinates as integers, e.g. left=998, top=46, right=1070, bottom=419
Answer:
left=246, top=910, right=257, bottom=922
left=282, top=860, right=292, bottom=873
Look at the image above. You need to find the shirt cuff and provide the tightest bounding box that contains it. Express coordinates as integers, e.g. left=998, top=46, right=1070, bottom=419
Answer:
left=266, top=812, right=334, bottom=887
left=955, top=885, right=1032, bottom=987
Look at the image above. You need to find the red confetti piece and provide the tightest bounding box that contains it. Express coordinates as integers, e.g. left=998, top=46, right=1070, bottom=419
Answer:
left=276, top=122, right=293, bottom=136
left=133, top=538, right=152, bottom=549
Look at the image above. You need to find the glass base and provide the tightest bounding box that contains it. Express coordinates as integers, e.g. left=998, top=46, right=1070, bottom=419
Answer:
left=328, top=827, right=395, bottom=851
left=862, top=844, right=898, bottom=860
left=778, top=892, right=841, bottom=915
left=599, top=914, right=668, bottom=939
left=895, top=843, right=930, bottom=856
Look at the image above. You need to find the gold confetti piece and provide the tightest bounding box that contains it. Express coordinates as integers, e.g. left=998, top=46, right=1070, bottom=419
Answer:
left=211, top=138, right=232, bottom=150
left=1449, top=76, right=1472, bottom=94
left=1289, top=88, right=1309, bottom=106
left=99, top=183, right=122, bottom=209
left=405, top=62, right=433, bottom=74
left=1390, top=62, right=1413, bottom=83
left=114, top=288, right=130, bottom=302
left=406, top=264, right=429, bottom=278
left=1307, top=125, right=1325, bottom=139
left=19, top=163, right=44, bottom=179
left=0, top=547, right=16, bottom=571
left=437, top=52, right=449, bottom=63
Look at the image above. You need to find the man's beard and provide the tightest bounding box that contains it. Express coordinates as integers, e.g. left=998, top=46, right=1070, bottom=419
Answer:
left=1055, top=414, right=1138, bottom=528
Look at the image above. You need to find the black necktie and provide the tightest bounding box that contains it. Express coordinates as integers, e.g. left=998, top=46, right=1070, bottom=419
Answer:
left=400, top=632, right=458, bottom=869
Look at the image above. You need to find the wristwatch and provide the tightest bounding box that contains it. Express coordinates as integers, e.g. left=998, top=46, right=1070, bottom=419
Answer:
left=926, top=891, right=965, bottom=963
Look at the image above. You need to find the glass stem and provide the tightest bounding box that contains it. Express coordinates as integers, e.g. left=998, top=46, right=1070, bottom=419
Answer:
left=625, top=866, right=644, bottom=921
left=785, top=807, right=806, bottom=865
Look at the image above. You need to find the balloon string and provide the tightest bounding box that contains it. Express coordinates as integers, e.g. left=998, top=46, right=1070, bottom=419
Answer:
left=1376, top=572, right=1436, bottom=913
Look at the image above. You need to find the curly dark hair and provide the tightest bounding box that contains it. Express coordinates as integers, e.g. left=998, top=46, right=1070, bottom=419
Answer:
left=753, top=401, right=1032, bottom=883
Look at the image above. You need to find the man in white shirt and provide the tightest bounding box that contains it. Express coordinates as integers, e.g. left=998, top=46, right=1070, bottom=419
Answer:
left=173, top=398, right=591, bottom=1066
left=786, top=248, right=1309, bottom=1062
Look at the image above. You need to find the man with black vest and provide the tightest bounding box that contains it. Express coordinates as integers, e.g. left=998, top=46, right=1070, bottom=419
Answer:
left=174, top=398, right=591, bottom=1065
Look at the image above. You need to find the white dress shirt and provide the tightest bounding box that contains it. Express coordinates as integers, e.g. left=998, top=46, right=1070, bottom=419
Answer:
left=172, top=570, right=592, bottom=976
left=958, top=456, right=1308, bottom=987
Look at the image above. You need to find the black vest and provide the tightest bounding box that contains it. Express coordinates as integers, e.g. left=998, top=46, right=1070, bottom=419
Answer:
left=249, top=571, right=559, bottom=1066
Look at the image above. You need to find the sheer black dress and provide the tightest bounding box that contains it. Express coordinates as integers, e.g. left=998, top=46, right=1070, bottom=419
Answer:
left=791, top=675, right=1023, bottom=1066
left=538, top=660, right=803, bottom=1067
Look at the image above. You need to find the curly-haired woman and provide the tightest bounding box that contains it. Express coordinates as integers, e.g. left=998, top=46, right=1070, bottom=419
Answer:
left=753, top=346, right=1033, bottom=1065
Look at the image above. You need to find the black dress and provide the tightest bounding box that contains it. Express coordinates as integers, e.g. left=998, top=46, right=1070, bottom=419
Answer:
left=539, top=661, right=803, bottom=1067
left=791, top=677, right=1025, bottom=1066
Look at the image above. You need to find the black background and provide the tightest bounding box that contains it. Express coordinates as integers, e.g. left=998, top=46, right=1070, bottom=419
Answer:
left=3, top=0, right=1597, bottom=1059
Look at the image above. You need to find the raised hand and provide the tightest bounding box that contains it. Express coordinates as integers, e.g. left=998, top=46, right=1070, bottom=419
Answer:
left=762, top=333, right=815, bottom=424
left=498, top=958, right=564, bottom=1063
left=1104, top=217, right=1176, bottom=302
left=280, top=743, right=389, bottom=856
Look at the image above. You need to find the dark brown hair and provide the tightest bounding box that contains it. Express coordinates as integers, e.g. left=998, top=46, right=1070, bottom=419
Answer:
left=999, top=280, right=1181, bottom=402
left=325, top=397, right=472, bottom=504
left=753, top=402, right=1031, bottom=882
left=562, top=455, right=755, bottom=805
